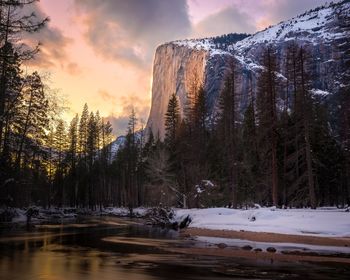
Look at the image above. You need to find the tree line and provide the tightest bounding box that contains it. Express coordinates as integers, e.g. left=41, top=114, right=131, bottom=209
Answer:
left=0, top=1, right=115, bottom=209
left=152, top=44, right=350, bottom=209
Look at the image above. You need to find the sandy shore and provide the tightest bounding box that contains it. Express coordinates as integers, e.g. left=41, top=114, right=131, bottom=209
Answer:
left=183, top=227, right=350, bottom=247
left=171, top=227, right=350, bottom=264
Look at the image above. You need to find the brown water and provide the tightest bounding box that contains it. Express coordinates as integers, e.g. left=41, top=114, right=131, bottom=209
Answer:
left=0, top=217, right=349, bottom=280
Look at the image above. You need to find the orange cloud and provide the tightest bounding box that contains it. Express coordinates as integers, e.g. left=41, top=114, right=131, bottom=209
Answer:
left=257, top=18, right=274, bottom=31
left=105, top=94, right=150, bottom=136
left=65, top=62, right=82, bottom=76
left=98, top=90, right=117, bottom=104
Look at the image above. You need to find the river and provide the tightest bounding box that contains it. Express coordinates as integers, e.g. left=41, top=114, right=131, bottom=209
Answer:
left=0, top=217, right=349, bottom=280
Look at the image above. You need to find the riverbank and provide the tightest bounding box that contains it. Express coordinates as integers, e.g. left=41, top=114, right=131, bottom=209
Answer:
left=173, top=227, right=350, bottom=264
left=0, top=206, right=148, bottom=225
left=173, top=207, right=350, bottom=264
left=175, top=207, right=350, bottom=237
left=183, top=227, right=350, bottom=247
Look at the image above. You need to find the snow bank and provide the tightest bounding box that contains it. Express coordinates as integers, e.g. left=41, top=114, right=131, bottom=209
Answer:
left=101, top=207, right=147, bottom=217
left=0, top=206, right=148, bottom=224
left=195, top=236, right=350, bottom=254
left=175, top=207, right=350, bottom=237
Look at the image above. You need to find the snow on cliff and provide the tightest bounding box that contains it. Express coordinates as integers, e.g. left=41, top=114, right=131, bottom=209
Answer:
left=146, top=0, right=349, bottom=139
left=173, top=1, right=349, bottom=56
left=235, top=1, right=349, bottom=54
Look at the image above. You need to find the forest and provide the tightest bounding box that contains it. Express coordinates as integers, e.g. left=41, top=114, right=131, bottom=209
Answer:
left=1, top=1, right=349, bottom=210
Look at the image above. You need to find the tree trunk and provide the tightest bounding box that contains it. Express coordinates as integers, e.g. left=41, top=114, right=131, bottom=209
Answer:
left=300, top=48, right=316, bottom=209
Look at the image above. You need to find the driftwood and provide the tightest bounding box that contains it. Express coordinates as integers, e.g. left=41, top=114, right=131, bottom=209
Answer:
left=145, top=207, right=191, bottom=230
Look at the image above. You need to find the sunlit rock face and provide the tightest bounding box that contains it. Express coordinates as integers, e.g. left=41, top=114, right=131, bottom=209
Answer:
left=146, top=41, right=239, bottom=139
left=146, top=1, right=350, bottom=139
left=146, top=43, right=208, bottom=138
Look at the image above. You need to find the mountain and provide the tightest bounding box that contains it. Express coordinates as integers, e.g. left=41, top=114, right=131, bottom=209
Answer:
left=146, top=0, right=350, bottom=139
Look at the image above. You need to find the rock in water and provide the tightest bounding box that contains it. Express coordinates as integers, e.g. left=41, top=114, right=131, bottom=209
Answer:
left=217, top=243, right=228, bottom=249
left=266, top=247, right=277, bottom=253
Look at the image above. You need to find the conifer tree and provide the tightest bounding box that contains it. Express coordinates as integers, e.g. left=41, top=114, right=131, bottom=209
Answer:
left=14, top=72, right=49, bottom=171
left=164, top=93, right=180, bottom=150
left=0, top=0, right=48, bottom=152
left=87, top=112, right=97, bottom=169
left=78, top=103, right=89, bottom=159
left=68, top=114, right=79, bottom=170
left=0, top=43, right=22, bottom=174
left=299, top=47, right=317, bottom=208
left=242, top=100, right=259, bottom=202
left=256, top=47, right=279, bottom=206
left=53, top=119, right=67, bottom=205
left=67, top=114, right=79, bottom=206
left=217, top=62, right=239, bottom=207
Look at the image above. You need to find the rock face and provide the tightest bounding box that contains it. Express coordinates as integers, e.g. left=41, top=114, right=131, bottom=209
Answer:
left=147, top=44, right=208, bottom=138
left=146, top=1, right=350, bottom=139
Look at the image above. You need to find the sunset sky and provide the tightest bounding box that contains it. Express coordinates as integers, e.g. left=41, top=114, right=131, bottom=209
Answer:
left=26, top=0, right=328, bottom=136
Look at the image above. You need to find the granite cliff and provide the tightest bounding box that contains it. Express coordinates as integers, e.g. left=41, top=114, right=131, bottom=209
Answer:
left=146, top=0, right=350, bottom=139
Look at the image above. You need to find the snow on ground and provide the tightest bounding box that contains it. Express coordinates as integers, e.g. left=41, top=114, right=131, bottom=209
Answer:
left=312, top=88, right=331, bottom=96
left=175, top=207, right=350, bottom=238
left=102, top=207, right=147, bottom=217
left=1, top=206, right=148, bottom=224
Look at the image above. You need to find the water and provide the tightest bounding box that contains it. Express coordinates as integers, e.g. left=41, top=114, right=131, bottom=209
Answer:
left=0, top=217, right=349, bottom=280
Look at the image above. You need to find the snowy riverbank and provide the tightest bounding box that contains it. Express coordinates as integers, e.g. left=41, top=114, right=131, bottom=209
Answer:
left=0, top=207, right=148, bottom=224
left=2, top=206, right=349, bottom=239
left=175, top=207, right=350, bottom=238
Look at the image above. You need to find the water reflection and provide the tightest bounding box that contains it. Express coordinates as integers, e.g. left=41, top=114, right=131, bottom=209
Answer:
left=0, top=217, right=349, bottom=280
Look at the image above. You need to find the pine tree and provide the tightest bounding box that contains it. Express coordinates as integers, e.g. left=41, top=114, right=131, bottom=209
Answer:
left=87, top=112, right=97, bottom=169
left=0, top=43, right=22, bottom=176
left=256, top=47, right=279, bottom=206
left=192, top=86, right=208, bottom=140
left=283, top=44, right=318, bottom=208
left=0, top=1, right=48, bottom=153
left=54, top=119, right=67, bottom=168
left=339, top=89, right=350, bottom=206
left=128, top=108, right=137, bottom=146
left=67, top=114, right=79, bottom=206
left=125, top=109, right=139, bottom=211
left=53, top=119, right=67, bottom=206
left=242, top=100, right=259, bottom=203
left=217, top=62, right=239, bottom=207
left=68, top=114, right=79, bottom=170
left=164, top=93, right=180, bottom=150
left=299, top=47, right=317, bottom=209
left=101, top=119, right=113, bottom=162
left=13, top=72, right=49, bottom=172
left=78, top=103, right=89, bottom=159
left=94, top=110, right=102, bottom=157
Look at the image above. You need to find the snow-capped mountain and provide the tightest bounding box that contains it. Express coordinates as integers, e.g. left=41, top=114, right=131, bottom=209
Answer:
left=146, top=0, right=350, bottom=139
left=109, top=129, right=146, bottom=158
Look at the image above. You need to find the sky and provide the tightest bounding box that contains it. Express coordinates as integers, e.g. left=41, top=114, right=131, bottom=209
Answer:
left=24, top=0, right=329, bottom=136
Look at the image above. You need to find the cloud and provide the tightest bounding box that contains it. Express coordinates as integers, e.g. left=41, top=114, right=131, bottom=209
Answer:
left=25, top=26, right=72, bottom=68
left=105, top=115, right=129, bottom=137
left=230, top=0, right=330, bottom=30
left=97, top=89, right=117, bottom=104
left=265, top=0, right=330, bottom=23
left=192, top=0, right=331, bottom=37
left=73, top=0, right=191, bottom=68
left=194, top=5, right=256, bottom=37
left=18, top=1, right=74, bottom=73
left=65, top=62, right=82, bottom=76
left=105, top=94, right=150, bottom=136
